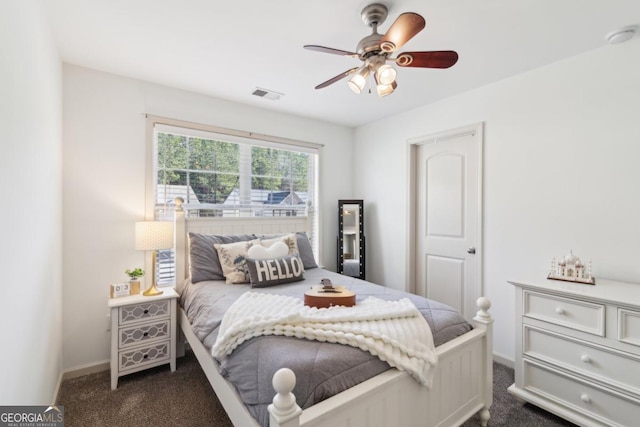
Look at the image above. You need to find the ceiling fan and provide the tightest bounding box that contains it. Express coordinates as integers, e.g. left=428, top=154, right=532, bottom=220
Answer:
left=304, top=3, right=458, bottom=97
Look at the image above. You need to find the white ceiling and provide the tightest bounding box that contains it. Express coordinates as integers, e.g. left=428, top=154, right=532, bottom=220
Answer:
left=44, top=0, right=640, bottom=127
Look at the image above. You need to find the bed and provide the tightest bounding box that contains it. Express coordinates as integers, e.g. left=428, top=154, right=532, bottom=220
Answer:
left=172, top=204, right=493, bottom=427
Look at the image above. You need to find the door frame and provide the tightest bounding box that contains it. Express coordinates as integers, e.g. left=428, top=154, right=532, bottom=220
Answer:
left=405, top=122, right=484, bottom=302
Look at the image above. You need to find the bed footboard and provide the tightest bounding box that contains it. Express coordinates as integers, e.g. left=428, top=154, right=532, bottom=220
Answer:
left=268, top=297, right=493, bottom=427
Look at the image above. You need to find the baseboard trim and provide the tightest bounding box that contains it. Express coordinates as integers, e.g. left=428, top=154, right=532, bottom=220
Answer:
left=493, top=352, right=514, bottom=369
left=62, top=360, right=110, bottom=381
left=52, top=370, right=63, bottom=404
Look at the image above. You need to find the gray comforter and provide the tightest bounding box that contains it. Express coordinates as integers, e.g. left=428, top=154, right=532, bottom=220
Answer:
left=179, top=268, right=472, bottom=427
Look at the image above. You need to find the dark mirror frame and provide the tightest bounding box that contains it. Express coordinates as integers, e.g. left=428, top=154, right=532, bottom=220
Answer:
left=337, top=199, right=365, bottom=279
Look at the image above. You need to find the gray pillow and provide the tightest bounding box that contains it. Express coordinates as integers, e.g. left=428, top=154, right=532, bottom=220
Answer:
left=246, top=256, right=305, bottom=288
left=188, top=233, right=255, bottom=283
left=295, top=231, right=318, bottom=269
left=258, top=232, right=318, bottom=269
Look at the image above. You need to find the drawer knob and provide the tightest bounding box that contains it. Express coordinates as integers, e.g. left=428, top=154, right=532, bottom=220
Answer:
left=143, top=309, right=149, bottom=314
left=580, top=393, right=591, bottom=404
left=143, top=354, right=148, bottom=359
left=581, top=354, right=592, bottom=363
left=143, top=332, right=148, bottom=337
left=555, top=307, right=566, bottom=315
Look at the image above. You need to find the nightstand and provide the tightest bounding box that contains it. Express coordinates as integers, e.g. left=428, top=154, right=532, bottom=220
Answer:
left=108, top=288, right=178, bottom=390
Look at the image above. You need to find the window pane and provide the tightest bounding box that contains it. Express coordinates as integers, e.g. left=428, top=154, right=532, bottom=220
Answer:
left=189, top=171, right=238, bottom=204
left=188, top=138, right=239, bottom=173
left=291, top=153, right=309, bottom=191
left=152, top=126, right=318, bottom=285
left=157, top=133, right=187, bottom=169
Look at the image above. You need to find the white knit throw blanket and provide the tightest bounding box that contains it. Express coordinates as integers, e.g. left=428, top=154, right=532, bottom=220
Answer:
left=211, top=292, right=438, bottom=387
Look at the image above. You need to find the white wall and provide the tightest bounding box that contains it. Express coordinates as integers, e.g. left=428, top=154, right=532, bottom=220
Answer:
left=354, top=38, right=640, bottom=362
left=0, top=1, right=63, bottom=404
left=62, top=65, right=354, bottom=369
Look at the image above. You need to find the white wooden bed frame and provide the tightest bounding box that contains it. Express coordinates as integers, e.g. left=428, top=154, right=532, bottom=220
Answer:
left=173, top=205, right=493, bottom=427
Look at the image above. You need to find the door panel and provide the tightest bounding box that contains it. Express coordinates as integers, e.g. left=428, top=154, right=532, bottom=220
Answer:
left=426, top=153, right=465, bottom=238
left=414, top=124, right=482, bottom=321
left=425, top=254, right=464, bottom=312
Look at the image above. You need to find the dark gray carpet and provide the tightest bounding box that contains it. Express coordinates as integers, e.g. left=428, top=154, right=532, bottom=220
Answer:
left=57, top=352, right=576, bottom=426
left=461, top=362, right=576, bottom=427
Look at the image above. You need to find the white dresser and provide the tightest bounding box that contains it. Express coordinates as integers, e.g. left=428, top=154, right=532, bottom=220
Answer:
left=108, top=288, right=178, bottom=390
left=508, top=278, right=640, bottom=427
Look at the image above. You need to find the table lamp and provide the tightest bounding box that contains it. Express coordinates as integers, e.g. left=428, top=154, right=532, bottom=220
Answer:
left=135, top=221, right=174, bottom=296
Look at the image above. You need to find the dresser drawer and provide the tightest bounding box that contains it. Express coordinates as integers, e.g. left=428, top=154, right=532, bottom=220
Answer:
left=618, top=308, right=640, bottom=347
left=524, top=326, right=640, bottom=396
left=524, top=290, right=605, bottom=336
left=119, top=341, right=171, bottom=371
left=118, top=300, right=170, bottom=325
left=118, top=319, right=170, bottom=349
left=523, top=360, right=640, bottom=427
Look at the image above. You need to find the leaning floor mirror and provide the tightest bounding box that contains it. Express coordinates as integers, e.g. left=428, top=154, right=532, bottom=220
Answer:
left=337, top=199, right=365, bottom=279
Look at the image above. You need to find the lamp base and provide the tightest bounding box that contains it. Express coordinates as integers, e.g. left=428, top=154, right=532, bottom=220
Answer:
left=143, top=283, right=164, bottom=296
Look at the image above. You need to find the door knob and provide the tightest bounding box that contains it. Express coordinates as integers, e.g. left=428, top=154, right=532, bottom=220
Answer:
left=467, top=247, right=476, bottom=254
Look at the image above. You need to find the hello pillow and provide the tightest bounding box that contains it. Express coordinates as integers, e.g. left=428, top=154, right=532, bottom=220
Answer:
left=246, top=255, right=305, bottom=288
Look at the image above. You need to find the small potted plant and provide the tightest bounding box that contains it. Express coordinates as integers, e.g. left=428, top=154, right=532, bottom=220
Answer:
left=125, top=268, right=144, bottom=295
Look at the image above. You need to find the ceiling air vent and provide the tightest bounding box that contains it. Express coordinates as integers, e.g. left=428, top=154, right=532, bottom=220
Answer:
left=252, top=87, right=284, bottom=101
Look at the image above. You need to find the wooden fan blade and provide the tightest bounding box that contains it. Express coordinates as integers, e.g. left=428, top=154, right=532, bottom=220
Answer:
left=304, top=45, right=358, bottom=57
left=315, top=68, right=358, bottom=89
left=380, top=13, right=426, bottom=53
left=395, top=51, right=459, bottom=68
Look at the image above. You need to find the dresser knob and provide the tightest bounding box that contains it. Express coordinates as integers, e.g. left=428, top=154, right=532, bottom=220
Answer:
left=555, top=307, right=566, bottom=315
left=143, top=354, right=148, bottom=359
left=143, top=309, right=149, bottom=314
left=580, top=393, right=591, bottom=403
left=143, top=332, right=148, bottom=337
left=581, top=354, right=592, bottom=363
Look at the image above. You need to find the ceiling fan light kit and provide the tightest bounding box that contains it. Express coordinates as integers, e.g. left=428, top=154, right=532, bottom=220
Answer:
left=304, top=3, right=458, bottom=97
left=371, top=55, right=397, bottom=85
left=348, top=66, right=371, bottom=94
left=376, top=80, right=397, bottom=97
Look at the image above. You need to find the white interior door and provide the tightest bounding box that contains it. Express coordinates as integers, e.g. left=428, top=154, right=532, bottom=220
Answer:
left=412, top=124, right=482, bottom=321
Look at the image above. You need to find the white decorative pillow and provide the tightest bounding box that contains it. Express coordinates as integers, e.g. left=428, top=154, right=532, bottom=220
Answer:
left=261, top=233, right=299, bottom=257
left=214, top=239, right=261, bottom=284
left=247, top=241, right=288, bottom=260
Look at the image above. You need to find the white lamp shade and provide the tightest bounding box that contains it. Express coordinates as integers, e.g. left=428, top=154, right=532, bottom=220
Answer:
left=135, top=221, right=174, bottom=251
left=376, top=80, right=397, bottom=97
left=348, top=66, right=370, bottom=94
left=375, top=64, right=396, bottom=85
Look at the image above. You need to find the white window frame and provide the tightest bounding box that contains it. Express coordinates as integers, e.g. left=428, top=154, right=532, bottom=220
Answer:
left=144, top=115, right=322, bottom=286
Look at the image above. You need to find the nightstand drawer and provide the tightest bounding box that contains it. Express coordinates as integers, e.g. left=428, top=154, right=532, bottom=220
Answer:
left=524, top=290, right=604, bottom=336
left=523, top=360, right=640, bottom=427
left=119, top=341, right=171, bottom=371
left=119, top=319, right=170, bottom=349
left=118, top=300, right=170, bottom=325
left=524, top=326, right=640, bottom=396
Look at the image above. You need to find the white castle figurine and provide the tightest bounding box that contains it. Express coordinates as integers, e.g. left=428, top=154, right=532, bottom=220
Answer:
left=549, top=250, right=595, bottom=284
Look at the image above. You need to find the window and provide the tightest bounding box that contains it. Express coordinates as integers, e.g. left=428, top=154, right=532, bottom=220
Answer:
left=147, top=117, right=320, bottom=285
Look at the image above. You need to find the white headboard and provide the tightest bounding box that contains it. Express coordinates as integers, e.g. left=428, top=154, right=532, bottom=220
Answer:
left=174, top=205, right=312, bottom=284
